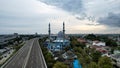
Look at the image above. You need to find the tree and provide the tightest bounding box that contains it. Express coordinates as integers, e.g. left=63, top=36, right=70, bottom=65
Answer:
left=64, top=46, right=71, bottom=51
left=84, top=56, right=91, bottom=64
left=88, top=62, right=98, bottom=68
left=117, top=46, right=120, bottom=50
left=73, top=47, right=84, bottom=56
left=91, top=51, right=101, bottom=62
left=78, top=43, right=86, bottom=49
left=53, top=62, right=68, bottom=68
left=84, top=34, right=97, bottom=41
left=44, top=50, right=55, bottom=68
left=105, top=39, right=117, bottom=47
left=70, top=40, right=78, bottom=47
left=98, top=56, right=113, bottom=68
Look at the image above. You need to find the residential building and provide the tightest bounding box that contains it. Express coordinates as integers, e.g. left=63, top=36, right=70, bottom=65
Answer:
left=92, top=41, right=106, bottom=46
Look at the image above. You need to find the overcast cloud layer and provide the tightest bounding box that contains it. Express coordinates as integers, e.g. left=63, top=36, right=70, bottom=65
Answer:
left=98, top=13, right=120, bottom=27
left=40, top=0, right=120, bottom=27
left=0, top=0, right=120, bottom=34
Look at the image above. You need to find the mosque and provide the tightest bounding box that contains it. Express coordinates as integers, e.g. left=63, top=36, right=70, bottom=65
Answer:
left=47, top=22, right=70, bottom=52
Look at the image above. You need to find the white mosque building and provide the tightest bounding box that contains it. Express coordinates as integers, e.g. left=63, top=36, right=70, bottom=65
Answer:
left=47, top=22, right=70, bottom=52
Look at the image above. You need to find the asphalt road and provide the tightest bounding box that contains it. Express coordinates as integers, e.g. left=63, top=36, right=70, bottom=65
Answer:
left=25, top=38, right=47, bottom=68
left=3, top=38, right=47, bottom=68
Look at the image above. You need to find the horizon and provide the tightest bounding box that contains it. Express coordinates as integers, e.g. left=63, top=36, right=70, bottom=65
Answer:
left=0, top=33, right=120, bottom=35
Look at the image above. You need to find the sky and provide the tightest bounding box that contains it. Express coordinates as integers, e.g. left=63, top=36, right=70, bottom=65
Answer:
left=0, top=0, right=120, bottom=34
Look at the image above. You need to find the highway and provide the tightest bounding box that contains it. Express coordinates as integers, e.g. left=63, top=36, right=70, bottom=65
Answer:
left=2, top=38, right=47, bottom=68
left=25, top=38, right=47, bottom=68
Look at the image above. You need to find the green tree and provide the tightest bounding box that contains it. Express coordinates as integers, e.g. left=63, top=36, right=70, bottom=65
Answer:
left=70, top=40, right=78, bottom=47
left=73, top=47, right=84, bottom=56
left=84, top=34, right=97, bottom=41
left=64, top=46, right=71, bottom=51
left=105, top=39, right=117, bottom=47
left=88, top=62, right=98, bottom=68
left=85, top=56, right=91, bottom=64
left=45, top=51, right=55, bottom=68
left=117, top=46, right=120, bottom=50
left=53, top=62, right=68, bottom=68
left=91, top=51, right=101, bottom=62
left=98, top=56, right=113, bottom=68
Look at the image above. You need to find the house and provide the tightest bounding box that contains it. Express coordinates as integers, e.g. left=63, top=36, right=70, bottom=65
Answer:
left=77, top=38, right=86, bottom=43
left=62, top=50, right=77, bottom=60
left=62, top=50, right=77, bottom=67
left=91, top=45, right=111, bottom=57
left=92, top=41, right=106, bottom=46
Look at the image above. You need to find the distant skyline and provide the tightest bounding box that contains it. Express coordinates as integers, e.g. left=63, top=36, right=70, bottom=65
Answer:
left=0, top=0, right=120, bottom=34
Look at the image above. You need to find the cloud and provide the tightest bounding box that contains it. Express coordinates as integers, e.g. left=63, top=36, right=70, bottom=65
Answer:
left=98, top=12, right=120, bottom=27
left=0, top=0, right=73, bottom=34
left=40, top=0, right=84, bottom=14
left=39, top=0, right=120, bottom=22
left=0, top=0, right=120, bottom=34
left=39, top=0, right=98, bottom=22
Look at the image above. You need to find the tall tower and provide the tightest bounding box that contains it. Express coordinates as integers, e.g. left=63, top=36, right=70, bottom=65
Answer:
left=63, top=22, right=65, bottom=46
left=48, top=23, right=51, bottom=40
left=63, top=22, right=65, bottom=36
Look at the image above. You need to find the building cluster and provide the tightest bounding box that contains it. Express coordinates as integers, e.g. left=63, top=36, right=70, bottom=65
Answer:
left=0, top=33, right=19, bottom=56
left=77, top=38, right=110, bottom=57
left=0, top=33, right=19, bottom=48
left=77, top=37, right=120, bottom=67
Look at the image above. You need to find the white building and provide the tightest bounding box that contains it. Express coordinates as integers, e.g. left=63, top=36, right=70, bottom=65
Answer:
left=92, top=41, right=106, bottom=46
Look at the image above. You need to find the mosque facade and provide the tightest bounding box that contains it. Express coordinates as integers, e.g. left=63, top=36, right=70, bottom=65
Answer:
left=47, top=22, right=70, bottom=52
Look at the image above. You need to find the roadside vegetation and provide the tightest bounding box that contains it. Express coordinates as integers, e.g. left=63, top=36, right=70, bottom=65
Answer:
left=39, top=37, right=56, bottom=68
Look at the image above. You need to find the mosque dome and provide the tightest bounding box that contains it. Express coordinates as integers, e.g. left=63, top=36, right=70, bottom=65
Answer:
left=58, top=31, right=63, bottom=38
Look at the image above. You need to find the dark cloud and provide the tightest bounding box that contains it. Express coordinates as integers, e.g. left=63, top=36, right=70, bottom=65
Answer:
left=76, top=15, right=95, bottom=22
left=98, top=13, right=120, bottom=27
left=40, top=0, right=84, bottom=14
left=39, top=0, right=96, bottom=21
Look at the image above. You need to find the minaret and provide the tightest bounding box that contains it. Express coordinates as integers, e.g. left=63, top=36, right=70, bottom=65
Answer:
left=63, top=22, right=65, bottom=38
left=48, top=23, right=51, bottom=50
left=63, top=22, right=65, bottom=46
left=48, top=23, right=51, bottom=41
left=48, top=23, right=51, bottom=40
